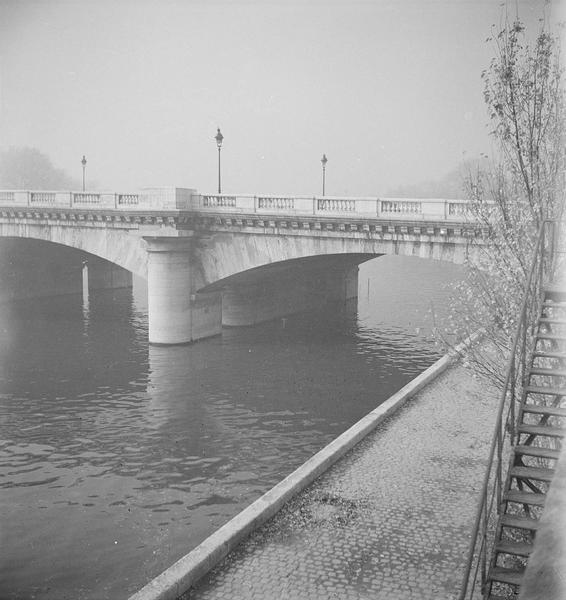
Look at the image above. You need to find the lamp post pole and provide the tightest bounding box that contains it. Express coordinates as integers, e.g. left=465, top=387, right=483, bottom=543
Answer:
left=215, top=128, right=223, bottom=194
left=81, top=155, right=87, bottom=192
left=321, top=154, right=328, bottom=196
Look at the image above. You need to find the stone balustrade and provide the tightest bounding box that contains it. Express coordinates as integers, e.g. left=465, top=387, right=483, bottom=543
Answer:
left=202, top=195, right=238, bottom=208
left=258, top=197, right=296, bottom=210
left=194, top=194, right=470, bottom=221
left=116, top=194, right=141, bottom=206
left=0, top=187, right=195, bottom=211
left=30, top=192, right=57, bottom=205
left=0, top=188, right=471, bottom=221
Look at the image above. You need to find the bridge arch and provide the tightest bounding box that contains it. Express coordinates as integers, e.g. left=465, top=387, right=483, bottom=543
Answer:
left=193, top=231, right=468, bottom=289
left=0, top=237, right=135, bottom=302
left=197, top=253, right=379, bottom=293
left=0, top=223, right=148, bottom=278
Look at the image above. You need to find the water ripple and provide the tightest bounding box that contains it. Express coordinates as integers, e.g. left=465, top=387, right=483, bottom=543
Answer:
left=0, top=256, right=464, bottom=600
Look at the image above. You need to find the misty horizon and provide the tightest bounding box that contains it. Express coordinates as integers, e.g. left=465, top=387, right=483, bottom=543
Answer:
left=0, top=0, right=563, bottom=197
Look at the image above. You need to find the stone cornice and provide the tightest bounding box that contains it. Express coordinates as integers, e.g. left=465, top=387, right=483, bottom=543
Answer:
left=183, top=212, right=484, bottom=240
left=0, top=207, right=485, bottom=240
left=0, top=208, right=183, bottom=228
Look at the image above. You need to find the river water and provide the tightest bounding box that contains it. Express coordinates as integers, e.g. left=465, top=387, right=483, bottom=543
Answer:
left=0, top=255, right=463, bottom=600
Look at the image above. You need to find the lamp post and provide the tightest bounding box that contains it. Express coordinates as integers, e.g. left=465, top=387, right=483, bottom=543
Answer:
left=215, top=128, right=223, bottom=194
left=81, top=155, right=87, bottom=191
left=321, top=153, right=328, bottom=196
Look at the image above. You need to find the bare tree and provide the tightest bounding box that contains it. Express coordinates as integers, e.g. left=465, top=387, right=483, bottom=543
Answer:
left=440, top=16, right=565, bottom=384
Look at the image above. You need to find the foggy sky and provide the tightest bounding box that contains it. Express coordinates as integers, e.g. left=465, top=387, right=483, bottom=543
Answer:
left=0, top=0, right=562, bottom=196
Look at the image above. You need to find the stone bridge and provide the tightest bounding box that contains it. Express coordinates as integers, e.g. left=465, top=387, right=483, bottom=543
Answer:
left=0, top=187, right=481, bottom=344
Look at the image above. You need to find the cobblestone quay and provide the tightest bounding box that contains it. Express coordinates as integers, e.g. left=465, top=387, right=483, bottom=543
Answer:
left=184, top=362, right=499, bottom=599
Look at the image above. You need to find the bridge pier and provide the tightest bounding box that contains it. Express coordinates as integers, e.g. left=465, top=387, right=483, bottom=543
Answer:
left=145, top=238, right=222, bottom=345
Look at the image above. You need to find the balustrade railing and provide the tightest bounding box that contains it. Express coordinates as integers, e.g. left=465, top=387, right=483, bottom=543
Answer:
left=458, top=219, right=558, bottom=600
left=381, top=200, right=422, bottom=214
left=117, top=194, right=139, bottom=206
left=257, top=197, right=295, bottom=210
left=317, top=198, right=356, bottom=212
left=0, top=188, right=194, bottom=210
left=448, top=202, right=468, bottom=217
left=202, top=195, right=237, bottom=208
left=72, top=193, right=101, bottom=205
left=0, top=191, right=15, bottom=203
left=30, top=192, right=56, bottom=205
left=196, top=194, right=470, bottom=221
left=0, top=189, right=472, bottom=222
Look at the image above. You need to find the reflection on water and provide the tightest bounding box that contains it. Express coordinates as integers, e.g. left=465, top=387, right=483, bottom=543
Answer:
left=0, top=255, right=463, bottom=599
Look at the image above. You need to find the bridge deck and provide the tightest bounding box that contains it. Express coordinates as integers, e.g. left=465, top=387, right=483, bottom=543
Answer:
left=182, top=360, right=499, bottom=600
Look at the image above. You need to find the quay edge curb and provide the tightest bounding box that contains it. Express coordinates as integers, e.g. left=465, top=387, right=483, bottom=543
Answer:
left=129, top=336, right=478, bottom=600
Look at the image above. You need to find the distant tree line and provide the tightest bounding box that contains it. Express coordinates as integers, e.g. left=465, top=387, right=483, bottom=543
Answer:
left=0, top=147, right=79, bottom=190
left=386, top=161, right=479, bottom=199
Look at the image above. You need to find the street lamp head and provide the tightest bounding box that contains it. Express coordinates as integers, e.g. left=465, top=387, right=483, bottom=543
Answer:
left=215, top=128, right=223, bottom=149
left=321, top=153, right=328, bottom=168
left=81, top=155, right=87, bottom=167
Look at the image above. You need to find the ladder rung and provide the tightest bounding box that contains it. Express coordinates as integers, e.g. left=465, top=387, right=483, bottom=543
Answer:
left=505, top=490, right=546, bottom=506
left=529, top=367, right=566, bottom=378
left=539, top=317, right=566, bottom=325
left=489, top=566, right=524, bottom=586
left=518, top=424, right=565, bottom=438
left=544, top=288, right=566, bottom=301
left=514, top=444, right=561, bottom=460
left=500, top=513, right=539, bottom=531
left=544, top=284, right=566, bottom=292
left=536, top=333, right=566, bottom=342
left=522, top=404, right=566, bottom=417
left=543, top=300, right=566, bottom=308
left=525, top=385, right=566, bottom=396
left=533, top=351, right=566, bottom=360
left=495, top=540, right=534, bottom=557
left=510, top=465, right=555, bottom=482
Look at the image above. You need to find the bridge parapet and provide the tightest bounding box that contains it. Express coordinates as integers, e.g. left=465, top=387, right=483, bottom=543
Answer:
left=0, top=188, right=471, bottom=221
left=0, top=187, right=195, bottom=211
left=195, top=193, right=471, bottom=222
